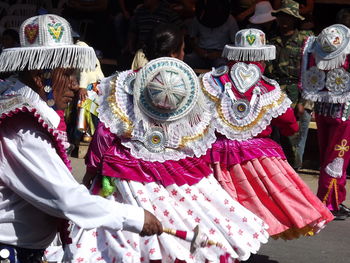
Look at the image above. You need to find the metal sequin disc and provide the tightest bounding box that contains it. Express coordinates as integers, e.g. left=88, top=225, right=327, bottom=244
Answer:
left=232, top=99, right=250, bottom=119
left=144, top=127, right=166, bottom=152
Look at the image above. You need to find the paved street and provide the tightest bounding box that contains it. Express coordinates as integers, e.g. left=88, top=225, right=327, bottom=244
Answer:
left=69, top=157, right=350, bottom=263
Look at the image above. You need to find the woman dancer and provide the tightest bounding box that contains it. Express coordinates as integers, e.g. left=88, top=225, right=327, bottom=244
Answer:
left=201, top=28, right=334, bottom=240
left=65, top=25, right=269, bottom=262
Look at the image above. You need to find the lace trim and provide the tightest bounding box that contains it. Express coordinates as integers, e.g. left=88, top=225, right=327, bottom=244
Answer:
left=325, top=157, right=344, bottom=178
left=0, top=98, right=71, bottom=171
left=97, top=71, right=217, bottom=162
left=201, top=72, right=291, bottom=141
left=300, top=37, right=350, bottom=103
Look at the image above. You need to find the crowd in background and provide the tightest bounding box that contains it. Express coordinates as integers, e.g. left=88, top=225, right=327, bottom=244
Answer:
left=1, top=0, right=350, bottom=171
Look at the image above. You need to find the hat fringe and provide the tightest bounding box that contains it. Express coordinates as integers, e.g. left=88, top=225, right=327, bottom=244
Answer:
left=0, top=46, right=97, bottom=72
left=222, top=45, right=276, bottom=61
left=315, top=51, right=349, bottom=70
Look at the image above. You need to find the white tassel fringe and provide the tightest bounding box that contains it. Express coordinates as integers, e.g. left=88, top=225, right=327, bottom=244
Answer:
left=0, top=45, right=97, bottom=72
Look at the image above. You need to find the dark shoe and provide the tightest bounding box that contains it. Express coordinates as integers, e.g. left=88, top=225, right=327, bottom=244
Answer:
left=339, top=204, right=350, bottom=216
left=331, top=210, right=347, bottom=220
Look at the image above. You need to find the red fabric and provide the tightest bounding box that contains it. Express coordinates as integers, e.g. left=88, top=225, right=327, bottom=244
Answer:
left=270, top=108, right=299, bottom=136
left=175, top=230, right=188, bottom=240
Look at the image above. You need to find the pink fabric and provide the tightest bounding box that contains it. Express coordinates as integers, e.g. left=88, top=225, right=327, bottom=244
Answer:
left=86, top=123, right=212, bottom=187
left=55, top=109, right=67, bottom=132
left=316, top=114, right=350, bottom=211
left=0, top=107, right=72, bottom=171
left=204, top=135, right=286, bottom=168
left=212, top=155, right=334, bottom=236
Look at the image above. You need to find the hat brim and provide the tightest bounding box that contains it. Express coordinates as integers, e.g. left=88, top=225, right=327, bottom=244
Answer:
left=0, top=45, right=97, bottom=72
left=134, top=57, right=199, bottom=122
left=249, top=14, right=276, bottom=24
left=222, top=45, right=276, bottom=61
left=272, top=8, right=305, bottom=20
left=312, top=24, right=350, bottom=60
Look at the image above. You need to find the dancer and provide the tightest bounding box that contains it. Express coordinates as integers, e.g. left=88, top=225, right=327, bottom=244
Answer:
left=0, top=14, right=162, bottom=263
left=300, top=24, right=350, bottom=220
left=201, top=28, right=333, bottom=239
left=65, top=28, right=269, bottom=262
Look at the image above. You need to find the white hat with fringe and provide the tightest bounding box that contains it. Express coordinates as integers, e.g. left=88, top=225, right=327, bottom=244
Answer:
left=222, top=28, right=276, bottom=61
left=0, top=14, right=97, bottom=72
left=310, top=24, right=350, bottom=70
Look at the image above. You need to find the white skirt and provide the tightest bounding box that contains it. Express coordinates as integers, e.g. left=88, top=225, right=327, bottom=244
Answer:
left=63, top=175, right=269, bottom=263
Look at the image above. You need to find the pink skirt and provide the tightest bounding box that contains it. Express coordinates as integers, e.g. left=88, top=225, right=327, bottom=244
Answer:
left=212, top=156, right=334, bottom=239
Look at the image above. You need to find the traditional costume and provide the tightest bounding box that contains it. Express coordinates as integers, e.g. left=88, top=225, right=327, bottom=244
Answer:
left=300, top=24, right=350, bottom=216
left=64, top=57, right=269, bottom=262
left=0, top=14, right=146, bottom=263
left=202, top=28, right=334, bottom=239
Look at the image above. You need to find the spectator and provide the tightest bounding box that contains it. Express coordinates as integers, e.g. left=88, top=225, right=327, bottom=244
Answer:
left=131, top=23, right=184, bottom=70
left=185, top=0, right=239, bottom=69
left=127, top=0, right=183, bottom=55
left=336, top=8, right=350, bottom=28
left=272, top=0, right=315, bottom=29
left=247, top=1, right=278, bottom=39
left=1, top=29, right=19, bottom=50
left=266, top=0, right=313, bottom=170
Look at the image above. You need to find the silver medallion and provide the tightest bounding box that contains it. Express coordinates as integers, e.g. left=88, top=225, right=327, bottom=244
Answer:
left=212, top=65, right=229, bottom=77
left=232, top=99, right=250, bottom=119
left=47, top=99, right=55, bottom=107
left=44, top=85, right=52, bottom=93
left=144, top=127, right=167, bottom=153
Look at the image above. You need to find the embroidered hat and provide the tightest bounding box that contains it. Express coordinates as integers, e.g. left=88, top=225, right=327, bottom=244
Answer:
left=310, top=24, right=350, bottom=70
left=249, top=1, right=276, bottom=24
left=272, top=0, right=305, bottom=20
left=134, top=57, right=199, bottom=122
left=222, top=28, right=276, bottom=61
left=0, top=14, right=97, bottom=72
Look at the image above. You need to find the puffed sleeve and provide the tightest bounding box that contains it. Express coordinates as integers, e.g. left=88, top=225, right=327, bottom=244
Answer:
left=271, top=107, right=299, bottom=136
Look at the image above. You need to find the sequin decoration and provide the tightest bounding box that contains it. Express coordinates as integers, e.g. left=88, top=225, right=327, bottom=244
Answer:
left=47, top=22, right=64, bottom=42
left=303, top=66, right=325, bottom=92
left=326, top=68, right=350, bottom=93
left=230, top=62, right=261, bottom=94
left=232, top=99, right=250, bottom=119
left=212, top=65, right=229, bottom=77
left=24, top=23, right=39, bottom=44
left=144, top=127, right=167, bottom=152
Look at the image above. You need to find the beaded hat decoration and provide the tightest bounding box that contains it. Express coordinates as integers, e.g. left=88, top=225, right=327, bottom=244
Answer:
left=222, top=28, right=276, bottom=61
left=134, top=57, right=199, bottom=122
left=0, top=14, right=97, bottom=72
left=310, top=24, right=350, bottom=70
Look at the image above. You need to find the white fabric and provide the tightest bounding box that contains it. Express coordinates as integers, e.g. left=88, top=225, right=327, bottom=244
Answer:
left=64, top=176, right=269, bottom=263
left=0, top=83, right=144, bottom=249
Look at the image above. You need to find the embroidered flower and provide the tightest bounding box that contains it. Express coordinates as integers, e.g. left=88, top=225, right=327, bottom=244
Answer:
left=326, top=68, right=350, bottom=93
left=335, top=139, right=349, bottom=157
left=304, top=66, right=325, bottom=91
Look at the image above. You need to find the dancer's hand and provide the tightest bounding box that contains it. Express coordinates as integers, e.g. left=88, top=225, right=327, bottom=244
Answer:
left=78, top=88, right=88, bottom=101
left=140, top=210, right=163, bottom=236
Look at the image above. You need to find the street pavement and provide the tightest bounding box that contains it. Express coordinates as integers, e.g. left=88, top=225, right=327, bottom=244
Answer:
left=69, top=157, right=350, bottom=263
